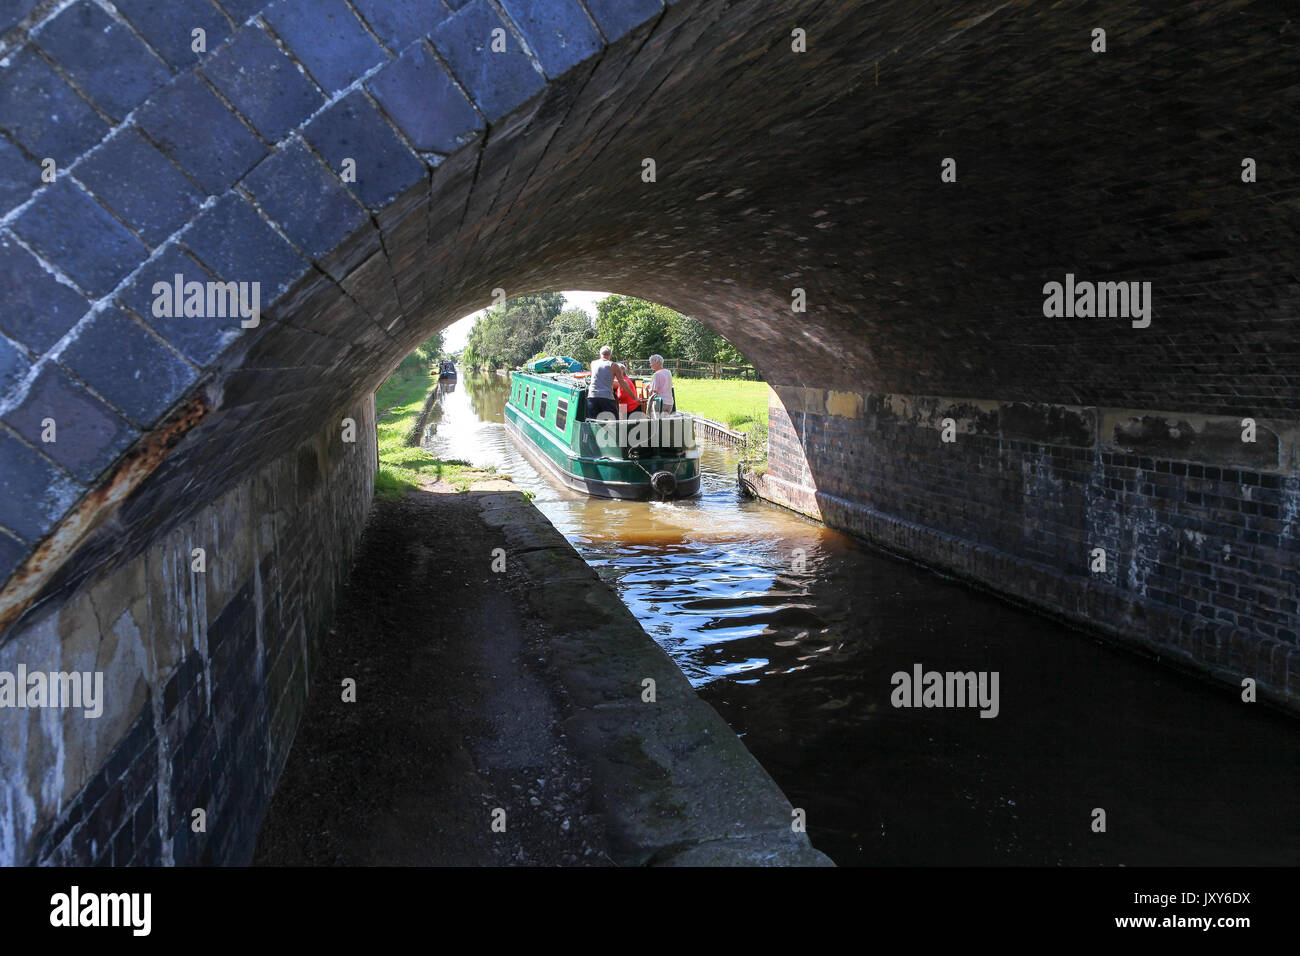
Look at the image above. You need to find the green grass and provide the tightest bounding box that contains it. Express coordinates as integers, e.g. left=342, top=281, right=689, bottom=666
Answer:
left=373, top=370, right=502, bottom=499
left=670, top=378, right=770, bottom=460
left=671, top=378, right=769, bottom=431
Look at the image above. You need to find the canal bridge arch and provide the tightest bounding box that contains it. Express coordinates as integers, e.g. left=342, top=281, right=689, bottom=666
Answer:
left=0, top=0, right=1296, bottom=864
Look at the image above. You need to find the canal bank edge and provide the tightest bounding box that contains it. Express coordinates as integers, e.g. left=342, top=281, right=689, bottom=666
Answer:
left=475, top=490, right=834, bottom=867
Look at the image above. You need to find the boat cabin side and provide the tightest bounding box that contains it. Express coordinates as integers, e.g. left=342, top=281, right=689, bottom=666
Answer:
left=507, top=371, right=585, bottom=450
left=506, top=370, right=695, bottom=460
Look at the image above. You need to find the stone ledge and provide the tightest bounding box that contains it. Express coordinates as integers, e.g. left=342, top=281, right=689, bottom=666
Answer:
left=475, top=489, right=834, bottom=867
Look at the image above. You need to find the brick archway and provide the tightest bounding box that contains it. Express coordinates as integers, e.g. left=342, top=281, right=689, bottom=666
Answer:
left=0, top=0, right=1296, bottom=864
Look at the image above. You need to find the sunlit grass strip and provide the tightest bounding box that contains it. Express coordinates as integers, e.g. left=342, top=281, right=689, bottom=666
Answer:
left=373, top=372, right=496, bottom=499
left=671, top=378, right=770, bottom=459
left=672, top=378, right=768, bottom=430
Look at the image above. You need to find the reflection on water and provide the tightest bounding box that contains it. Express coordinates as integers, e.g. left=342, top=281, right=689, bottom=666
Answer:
left=425, top=373, right=1300, bottom=866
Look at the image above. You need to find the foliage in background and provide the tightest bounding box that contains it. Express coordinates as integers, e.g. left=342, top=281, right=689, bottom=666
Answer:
left=594, top=295, right=745, bottom=365
left=542, top=307, right=598, bottom=363
left=460, top=293, right=750, bottom=372
left=393, top=330, right=445, bottom=377
left=462, top=293, right=564, bottom=369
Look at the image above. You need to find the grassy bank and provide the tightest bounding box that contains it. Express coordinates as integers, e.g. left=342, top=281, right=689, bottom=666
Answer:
left=374, top=370, right=501, bottom=499
left=669, top=378, right=769, bottom=458
left=671, top=378, right=768, bottom=430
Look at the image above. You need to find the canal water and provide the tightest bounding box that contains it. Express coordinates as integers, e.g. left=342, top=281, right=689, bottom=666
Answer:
left=424, top=373, right=1300, bottom=866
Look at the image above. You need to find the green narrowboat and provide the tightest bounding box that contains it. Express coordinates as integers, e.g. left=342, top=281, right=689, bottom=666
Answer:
left=504, top=358, right=701, bottom=500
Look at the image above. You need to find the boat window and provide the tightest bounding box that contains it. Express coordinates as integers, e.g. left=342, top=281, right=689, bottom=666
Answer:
left=539, top=391, right=548, bottom=419
left=526, top=385, right=532, bottom=410
left=555, top=398, right=568, bottom=431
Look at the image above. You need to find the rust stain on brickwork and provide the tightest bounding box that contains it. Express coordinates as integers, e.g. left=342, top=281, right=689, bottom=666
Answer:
left=0, top=393, right=211, bottom=639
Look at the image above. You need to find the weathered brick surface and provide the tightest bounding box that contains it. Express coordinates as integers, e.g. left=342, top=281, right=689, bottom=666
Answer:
left=262, top=0, right=387, bottom=93
left=0, top=363, right=137, bottom=481
left=368, top=39, right=483, bottom=154
left=584, top=0, right=663, bottom=41
left=757, top=386, right=1300, bottom=708
left=114, top=245, right=234, bottom=365
left=0, top=46, right=107, bottom=161
left=58, top=306, right=196, bottom=427
left=304, top=89, right=426, bottom=210
left=12, top=180, right=148, bottom=297
left=0, top=236, right=91, bottom=351
left=502, top=0, right=604, bottom=77
left=244, top=141, right=368, bottom=259
left=0, top=531, right=23, bottom=583
left=134, top=73, right=267, bottom=195
left=202, top=24, right=325, bottom=143
left=180, top=191, right=310, bottom=300
left=0, top=332, right=26, bottom=396
left=430, top=0, right=547, bottom=122
left=34, top=1, right=171, bottom=123
left=7, top=397, right=375, bottom=866
left=0, top=427, right=84, bottom=542
left=351, top=0, right=450, bottom=51
left=0, top=133, right=33, bottom=211
left=74, top=129, right=205, bottom=248
left=113, top=0, right=234, bottom=71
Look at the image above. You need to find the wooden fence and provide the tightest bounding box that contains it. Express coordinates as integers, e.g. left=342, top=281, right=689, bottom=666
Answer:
left=623, top=358, right=761, bottom=380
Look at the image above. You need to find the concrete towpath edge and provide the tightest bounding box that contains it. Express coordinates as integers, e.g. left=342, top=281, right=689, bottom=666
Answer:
left=475, top=489, right=834, bottom=867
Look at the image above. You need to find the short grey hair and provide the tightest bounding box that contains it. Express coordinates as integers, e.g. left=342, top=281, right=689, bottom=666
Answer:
left=649, top=354, right=664, bottom=365
left=599, top=345, right=612, bottom=357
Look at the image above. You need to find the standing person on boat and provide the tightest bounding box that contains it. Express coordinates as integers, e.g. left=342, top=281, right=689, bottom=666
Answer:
left=587, top=346, right=635, bottom=419
left=646, top=355, right=674, bottom=415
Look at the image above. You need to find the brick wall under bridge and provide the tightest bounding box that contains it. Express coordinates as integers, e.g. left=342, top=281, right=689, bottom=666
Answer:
left=751, top=385, right=1300, bottom=710
left=0, top=396, right=374, bottom=865
left=0, top=0, right=1296, bottom=864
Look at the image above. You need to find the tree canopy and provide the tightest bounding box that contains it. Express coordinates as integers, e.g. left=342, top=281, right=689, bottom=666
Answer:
left=543, top=308, right=599, bottom=363
left=462, top=293, right=564, bottom=369
left=595, top=295, right=745, bottom=364
left=461, top=292, right=748, bottom=370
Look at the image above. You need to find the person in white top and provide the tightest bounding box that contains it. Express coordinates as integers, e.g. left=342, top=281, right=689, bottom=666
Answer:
left=647, top=354, right=674, bottom=415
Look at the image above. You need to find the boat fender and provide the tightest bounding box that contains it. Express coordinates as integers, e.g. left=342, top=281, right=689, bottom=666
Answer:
left=650, top=470, right=677, bottom=500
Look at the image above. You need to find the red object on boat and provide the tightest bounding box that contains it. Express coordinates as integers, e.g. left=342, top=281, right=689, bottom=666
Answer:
left=615, top=377, right=641, bottom=413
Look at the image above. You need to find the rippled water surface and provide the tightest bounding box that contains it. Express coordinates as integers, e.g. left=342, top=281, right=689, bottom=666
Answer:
left=424, top=374, right=1300, bottom=866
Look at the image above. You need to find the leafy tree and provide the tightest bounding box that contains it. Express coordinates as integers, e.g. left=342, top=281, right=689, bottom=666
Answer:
left=665, top=315, right=716, bottom=363
left=594, top=295, right=674, bottom=359
left=395, top=329, right=445, bottom=375
left=463, top=293, right=564, bottom=369
left=595, top=295, right=748, bottom=364
left=412, top=330, right=444, bottom=363
left=543, top=308, right=598, bottom=363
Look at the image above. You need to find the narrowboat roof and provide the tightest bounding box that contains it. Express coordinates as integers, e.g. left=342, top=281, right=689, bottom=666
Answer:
left=510, top=368, right=590, bottom=389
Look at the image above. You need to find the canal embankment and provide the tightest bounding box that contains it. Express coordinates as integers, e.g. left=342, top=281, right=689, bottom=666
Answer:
left=374, top=370, right=498, bottom=498
left=253, top=473, right=831, bottom=865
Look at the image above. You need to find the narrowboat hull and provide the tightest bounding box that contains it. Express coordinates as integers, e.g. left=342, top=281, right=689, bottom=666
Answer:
left=504, top=415, right=701, bottom=500
left=503, top=367, right=701, bottom=501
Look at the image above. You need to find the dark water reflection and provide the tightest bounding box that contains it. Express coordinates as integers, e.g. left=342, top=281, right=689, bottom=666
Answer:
left=426, top=373, right=1300, bottom=866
